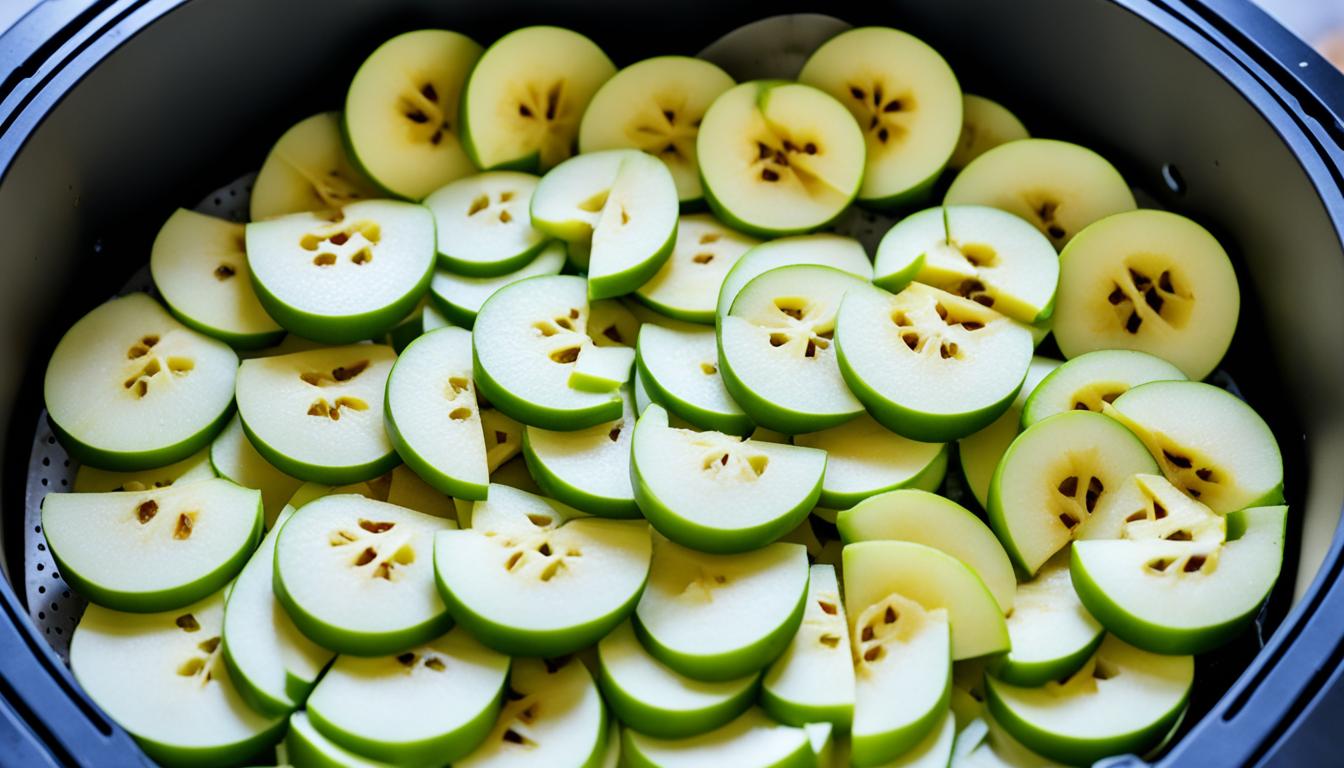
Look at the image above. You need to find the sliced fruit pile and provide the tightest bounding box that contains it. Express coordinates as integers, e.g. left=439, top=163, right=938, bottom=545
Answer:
left=41, top=17, right=1285, bottom=768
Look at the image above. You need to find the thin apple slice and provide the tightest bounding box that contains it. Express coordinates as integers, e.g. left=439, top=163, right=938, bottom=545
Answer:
left=1022, top=349, right=1186, bottom=428
left=73, top=447, right=214, bottom=493
left=637, top=324, right=753, bottom=436
left=950, top=95, right=1029, bottom=171
left=636, top=215, right=760, bottom=324
left=523, top=388, right=639, bottom=518
left=210, top=414, right=302, bottom=529
left=717, top=233, right=872, bottom=320
left=958, top=356, right=1061, bottom=509
left=761, top=564, right=855, bottom=728
left=423, top=171, right=549, bottom=276
left=431, top=241, right=567, bottom=327
left=570, top=345, right=636, bottom=392
left=795, top=415, right=947, bottom=509
left=250, top=112, right=379, bottom=221
left=990, top=552, right=1102, bottom=688
left=622, top=709, right=814, bottom=768
left=287, top=711, right=392, bottom=768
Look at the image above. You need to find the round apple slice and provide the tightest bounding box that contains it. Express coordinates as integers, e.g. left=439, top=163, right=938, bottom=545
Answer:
left=287, top=711, right=391, bottom=768
left=274, top=494, right=455, bottom=655
left=989, top=552, right=1103, bottom=688
left=345, top=30, right=482, bottom=200
left=958, top=356, right=1061, bottom=509
left=949, top=95, right=1030, bottom=171
left=246, top=200, right=435, bottom=344
left=635, top=537, right=809, bottom=681
left=636, top=324, right=753, bottom=436
left=43, top=478, right=261, bottom=612
left=579, top=56, right=736, bottom=205
left=985, top=635, right=1192, bottom=765
left=761, top=564, right=855, bottom=728
left=306, top=627, right=510, bottom=765
left=460, top=26, right=615, bottom=172
left=795, top=415, right=948, bottom=509
left=423, top=171, right=549, bottom=276
left=635, top=215, right=760, bottom=323
left=1022, top=349, right=1186, bottom=428
left=836, top=282, right=1034, bottom=442
left=598, top=620, right=758, bottom=739
left=523, top=387, right=638, bottom=518
left=944, top=139, right=1136, bottom=250
left=457, top=657, right=606, bottom=768
left=235, top=344, right=397, bottom=484
left=622, top=709, right=814, bottom=768
left=698, top=81, right=865, bottom=237
left=716, top=233, right=872, bottom=320
left=798, top=26, right=962, bottom=208
left=632, top=404, right=825, bottom=553
left=431, top=241, right=566, bottom=327
left=1105, top=380, right=1284, bottom=514
left=250, top=112, right=379, bottom=221
left=210, top=415, right=302, bottom=529
left=74, top=447, right=214, bottom=493
left=1053, top=210, right=1241, bottom=380
left=44, top=293, right=238, bottom=471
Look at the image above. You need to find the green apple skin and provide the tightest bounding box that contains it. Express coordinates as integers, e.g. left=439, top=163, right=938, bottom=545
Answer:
left=522, top=432, right=640, bottom=519
left=471, top=342, right=623, bottom=433
left=239, top=416, right=399, bottom=487
left=597, top=659, right=758, bottom=739
left=133, top=729, right=285, bottom=768
left=716, top=336, right=861, bottom=436
left=621, top=733, right=814, bottom=768
left=51, top=405, right=235, bottom=474
left=590, top=219, right=680, bottom=301
left=759, top=687, right=850, bottom=737
left=635, top=352, right=754, bottom=437
left=700, top=170, right=849, bottom=241
left=819, top=443, right=948, bottom=511
left=851, top=682, right=950, bottom=768
left=286, top=711, right=393, bottom=768
left=987, top=632, right=1104, bottom=690
left=307, top=688, right=502, bottom=767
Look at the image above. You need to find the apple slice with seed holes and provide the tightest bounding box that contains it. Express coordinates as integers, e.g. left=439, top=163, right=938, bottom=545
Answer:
left=798, top=26, right=962, bottom=208
left=579, top=57, right=736, bottom=205
left=274, top=494, right=455, bottom=655
left=636, top=324, right=753, bottom=436
left=423, top=171, right=549, bottom=276
left=836, top=282, right=1033, bottom=442
left=44, top=293, right=238, bottom=471
left=71, top=591, right=285, bottom=767
left=795, top=415, right=948, bottom=509
left=73, top=447, right=214, bottom=493
left=634, top=536, right=808, bottom=681
left=632, top=404, right=825, bottom=553
left=989, top=552, right=1103, bottom=688
left=287, top=711, right=393, bottom=768
left=431, top=241, right=567, bottom=327
left=246, top=200, right=435, bottom=344
left=523, top=387, right=639, bottom=518
left=43, top=478, right=261, bottom=613
left=457, top=657, right=606, bottom=768
left=949, top=95, right=1030, bottom=171
left=958, top=356, right=1061, bottom=509
left=210, top=414, right=302, bottom=529
left=1022, top=349, right=1186, bottom=429
left=636, top=215, right=760, bottom=323
left=717, top=234, right=872, bottom=322
left=698, top=81, right=865, bottom=237
left=761, top=564, right=855, bottom=728
left=305, top=627, right=510, bottom=765
left=250, top=112, right=379, bottom=221
left=622, top=708, right=815, bottom=768
left=236, top=344, right=398, bottom=484
left=345, top=30, right=482, bottom=200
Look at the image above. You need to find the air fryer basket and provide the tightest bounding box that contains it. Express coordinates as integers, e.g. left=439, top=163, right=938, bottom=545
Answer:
left=0, top=0, right=1341, bottom=765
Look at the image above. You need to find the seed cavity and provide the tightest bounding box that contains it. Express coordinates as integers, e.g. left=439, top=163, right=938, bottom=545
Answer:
left=449, top=407, right=472, bottom=421
left=173, top=512, right=195, bottom=540
left=136, top=500, right=158, bottom=524
left=549, top=346, right=580, bottom=364
left=354, top=547, right=377, bottom=567
left=818, top=600, right=838, bottom=615
left=358, top=519, right=395, bottom=534
left=820, top=634, right=841, bottom=648
left=175, top=614, right=200, bottom=632
left=1184, top=554, right=1208, bottom=572
left=214, top=264, right=236, bottom=280
left=425, top=657, right=446, bottom=672
left=527, top=514, right=553, bottom=527
left=692, top=252, right=714, bottom=264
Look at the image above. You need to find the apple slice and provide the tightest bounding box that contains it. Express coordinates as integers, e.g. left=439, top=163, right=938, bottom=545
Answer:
left=1105, top=380, right=1284, bottom=514
left=990, top=553, right=1103, bottom=688
left=863, top=711, right=956, bottom=768
left=570, top=345, right=636, bottom=392
left=719, top=264, right=867, bottom=433
left=945, top=139, right=1136, bottom=250
left=836, top=282, right=1033, bottom=442
left=74, top=447, right=213, bottom=493
left=635, top=215, right=760, bottom=323
left=306, top=627, right=510, bottom=765
left=43, top=478, right=261, bottom=613
left=482, top=408, right=524, bottom=473
left=430, top=241, right=567, bottom=327
left=622, top=709, right=814, bottom=768
left=957, top=356, right=1060, bottom=509
left=589, top=298, right=643, bottom=348
left=210, top=414, right=302, bottom=529
left=434, top=484, right=651, bottom=656
left=274, top=494, right=454, bottom=655
left=579, top=56, right=736, bottom=205
left=949, top=95, right=1029, bottom=171
left=456, top=658, right=606, bottom=768
left=987, top=411, right=1159, bottom=576
left=635, top=537, right=809, bottom=681
left=637, top=324, right=752, bottom=435
left=985, top=635, right=1192, bottom=765
left=287, top=710, right=392, bottom=768
left=598, top=620, right=758, bottom=739
left=246, top=200, right=435, bottom=344
left=795, top=415, right=947, bottom=509
left=761, top=564, right=855, bottom=728
left=1022, top=349, right=1186, bottom=429
left=423, top=171, right=549, bottom=276
left=250, top=112, right=379, bottom=221
left=698, top=81, right=865, bottom=237
left=235, top=344, right=398, bottom=484
left=798, top=26, right=962, bottom=208
left=717, top=233, right=872, bottom=319
left=523, top=388, right=639, bottom=518
left=631, top=404, right=825, bottom=553
left=44, top=293, right=238, bottom=470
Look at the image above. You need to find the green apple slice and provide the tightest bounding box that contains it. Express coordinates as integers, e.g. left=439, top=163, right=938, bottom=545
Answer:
left=944, top=139, right=1136, bottom=250
left=987, top=411, right=1159, bottom=576
left=601, top=718, right=622, bottom=768
left=431, top=240, right=566, bottom=327
left=795, top=415, right=948, bottom=509
left=985, top=635, right=1192, bottom=765
left=473, top=274, right=625, bottom=430
left=423, top=171, right=548, bottom=276
left=698, top=81, right=865, bottom=237
left=236, top=344, right=397, bottom=484
left=720, top=264, right=867, bottom=433
left=287, top=711, right=393, bottom=768
left=598, top=620, right=758, bottom=738
left=457, top=657, right=606, bottom=768
left=872, top=205, right=1059, bottom=325
left=623, top=709, right=814, bottom=768
left=798, top=26, right=962, bottom=208
left=71, top=591, right=284, bottom=767
left=805, top=722, right=836, bottom=768
left=635, top=215, right=760, bottom=323
left=635, top=537, right=809, bottom=681
left=716, top=233, right=872, bottom=320
left=1022, top=349, right=1186, bottom=429
left=570, top=345, right=636, bottom=392
left=460, top=26, right=615, bottom=172
left=74, top=447, right=214, bottom=493
left=949, top=96, right=1029, bottom=172
left=385, top=326, right=489, bottom=501
left=990, top=553, right=1102, bottom=688
left=306, top=627, right=509, bottom=765
left=211, top=414, right=303, bottom=529
left=523, top=388, right=638, bottom=518
left=1105, top=380, right=1284, bottom=514
left=44, top=293, right=238, bottom=471
left=250, top=112, right=379, bottom=221
left=958, top=356, right=1060, bottom=509
left=837, top=490, right=1016, bottom=613
left=579, top=56, right=736, bottom=204
left=345, top=30, right=482, bottom=200
left=867, top=710, right=956, bottom=768
left=482, top=408, right=524, bottom=473
left=246, top=200, right=435, bottom=344
left=632, top=404, right=825, bottom=553
left=589, top=298, right=643, bottom=348
left=836, top=282, right=1033, bottom=442
left=1053, top=210, right=1241, bottom=380
left=434, top=484, right=651, bottom=656
left=42, top=478, right=261, bottom=612
left=275, top=494, right=454, bottom=655
left=150, top=208, right=284, bottom=349
left=636, top=324, right=753, bottom=435
left=761, top=564, right=855, bottom=728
